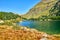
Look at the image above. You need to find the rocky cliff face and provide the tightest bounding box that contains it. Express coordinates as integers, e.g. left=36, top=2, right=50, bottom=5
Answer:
left=22, top=0, right=57, bottom=19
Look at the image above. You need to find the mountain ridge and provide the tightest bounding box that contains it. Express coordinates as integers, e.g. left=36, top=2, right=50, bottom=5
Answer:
left=22, top=0, right=57, bottom=19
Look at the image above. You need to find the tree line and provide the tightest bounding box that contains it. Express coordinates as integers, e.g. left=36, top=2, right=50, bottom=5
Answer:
left=0, top=12, right=21, bottom=20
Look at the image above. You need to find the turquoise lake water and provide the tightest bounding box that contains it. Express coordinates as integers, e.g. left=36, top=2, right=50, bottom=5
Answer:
left=18, top=20, right=60, bottom=34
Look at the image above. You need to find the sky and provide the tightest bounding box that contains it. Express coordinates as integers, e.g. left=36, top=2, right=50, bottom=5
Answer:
left=0, top=0, right=41, bottom=14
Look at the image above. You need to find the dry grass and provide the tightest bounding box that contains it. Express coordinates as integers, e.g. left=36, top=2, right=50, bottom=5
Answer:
left=0, top=25, right=59, bottom=40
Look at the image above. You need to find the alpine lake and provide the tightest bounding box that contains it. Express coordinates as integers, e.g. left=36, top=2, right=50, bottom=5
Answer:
left=17, top=20, right=60, bottom=34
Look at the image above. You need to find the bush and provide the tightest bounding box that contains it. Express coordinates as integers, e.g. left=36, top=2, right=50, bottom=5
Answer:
left=48, top=16, right=60, bottom=20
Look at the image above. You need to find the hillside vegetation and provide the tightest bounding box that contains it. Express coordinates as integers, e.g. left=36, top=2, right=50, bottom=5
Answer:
left=0, top=12, right=21, bottom=20
left=49, top=0, right=60, bottom=20
left=22, top=0, right=57, bottom=19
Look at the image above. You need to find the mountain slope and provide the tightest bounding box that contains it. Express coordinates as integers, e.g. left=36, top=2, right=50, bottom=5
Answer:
left=0, top=12, right=21, bottom=20
left=22, top=0, right=57, bottom=19
left=50, top=0, right=60, bottom=16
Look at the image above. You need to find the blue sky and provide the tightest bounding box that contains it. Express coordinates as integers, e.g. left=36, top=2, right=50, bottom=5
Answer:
left=0, top=0, right=41, bottom=14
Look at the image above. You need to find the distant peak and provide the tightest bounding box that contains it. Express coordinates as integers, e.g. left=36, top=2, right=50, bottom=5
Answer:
left=42, top=0, right=57, bottom=3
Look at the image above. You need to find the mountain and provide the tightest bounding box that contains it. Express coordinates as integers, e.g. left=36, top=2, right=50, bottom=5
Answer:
left=50, top=0, right=60, bottom=16
left=0, top=12, right=21, bottom=20
left=22, top=0, right=57, bottom=19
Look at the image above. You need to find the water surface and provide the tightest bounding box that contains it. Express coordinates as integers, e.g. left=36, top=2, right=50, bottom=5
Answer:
left=18, top=20, right=60, bottom=34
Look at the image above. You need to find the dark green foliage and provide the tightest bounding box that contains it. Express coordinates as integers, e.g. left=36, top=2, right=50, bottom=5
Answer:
left=0, top=12, right=21, bottom=20
left=48, top=16, right=60, bottom=20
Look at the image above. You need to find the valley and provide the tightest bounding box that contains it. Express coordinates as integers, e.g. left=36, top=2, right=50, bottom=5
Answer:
left=0, top=0, right=60, bottom=40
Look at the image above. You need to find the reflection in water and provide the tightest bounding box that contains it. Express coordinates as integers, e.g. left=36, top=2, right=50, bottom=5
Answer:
left=18, top=20, right=60, bottom=34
